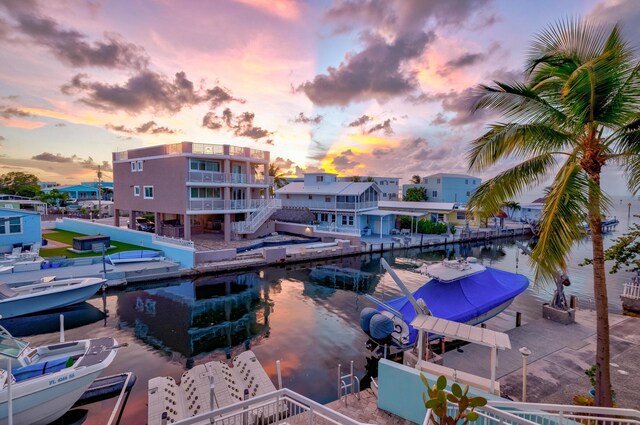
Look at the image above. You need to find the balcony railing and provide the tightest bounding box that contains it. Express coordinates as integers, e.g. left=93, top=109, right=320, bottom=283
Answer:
left=188, top=171, right=273, bottom=185
left=279, top=199, right=378, bottom=210
left=188, top=198, right=268, bottom=211
left=192, top=143, right=224, bottom=155
left=230, top=145, right=245, bottom=156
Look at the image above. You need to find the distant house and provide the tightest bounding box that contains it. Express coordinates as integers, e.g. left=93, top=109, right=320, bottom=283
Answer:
left=402, top=173, right=481, bottom=203
left=42, top=184, right=111, bottom=201
left=0, top=195, right=48, bottom=213
left=510, top=201, right=545, bottom=223
left=338, top=176, right=400, bottom=200
left=378, top=201, right=481, bottom=227
left=0, top=208, right=41, bottom=253
left=37, top=181, right=58, bottom=189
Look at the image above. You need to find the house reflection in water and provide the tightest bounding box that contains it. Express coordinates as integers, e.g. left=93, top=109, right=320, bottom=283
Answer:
left=117, top=273, right=271, bottom=358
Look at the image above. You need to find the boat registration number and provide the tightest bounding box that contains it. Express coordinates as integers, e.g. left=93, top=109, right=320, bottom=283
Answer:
left=49, top=373, right=75, bottom=385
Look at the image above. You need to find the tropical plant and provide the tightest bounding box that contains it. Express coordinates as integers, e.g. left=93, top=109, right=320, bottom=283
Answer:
left=350, top=176, right=362, bottom=182
left=365, top=176, right=375, bottom=182
left=466, top=18, right=640, bottom=406
left=0, top=172, right=41, bottom=197
left=501, top=201, right=521, bottom=219
left=583, top=215, right=640, bottom=273
left=267, top=163, right=286, bottom=196
left=417, top=219, right=449, bottom=235
left=410, top=175, right=422, bottom=184
left=405, top=187, right=428, bottom=202
left=38, top=189, right=69, bottom=206
left=421, top=374, right=486, bottom=425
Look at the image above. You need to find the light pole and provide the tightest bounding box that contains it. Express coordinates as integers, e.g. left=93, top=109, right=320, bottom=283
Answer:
left=519, top=347, right=531, bottom=402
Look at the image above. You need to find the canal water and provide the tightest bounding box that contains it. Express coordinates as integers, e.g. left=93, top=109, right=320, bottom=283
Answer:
left=4, top=197, right=639, bottom=424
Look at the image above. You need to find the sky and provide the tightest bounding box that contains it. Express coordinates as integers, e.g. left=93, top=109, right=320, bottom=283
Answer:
left=0, top=0, right=639, bottom=198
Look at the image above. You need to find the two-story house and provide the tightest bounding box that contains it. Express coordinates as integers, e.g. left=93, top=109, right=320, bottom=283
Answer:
left=402, top=173, right=481, bottom=203
left=276, top=173, right=399, bottom=235
left=337, top=176, right=400, bottom=200
left=113, top=142, right=274, bottom=242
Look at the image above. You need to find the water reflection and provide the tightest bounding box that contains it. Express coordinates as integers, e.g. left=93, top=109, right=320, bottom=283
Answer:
left=117, top=273, right=271, bottom=361
left=0, top=302, right=106, bottom=337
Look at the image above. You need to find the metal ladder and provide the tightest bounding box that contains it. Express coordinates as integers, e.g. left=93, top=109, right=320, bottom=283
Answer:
left=338, top=361, right=360, bottom=405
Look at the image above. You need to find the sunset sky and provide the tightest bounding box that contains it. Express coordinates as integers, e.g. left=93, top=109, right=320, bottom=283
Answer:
left=1, top=0, right=639, bottom=196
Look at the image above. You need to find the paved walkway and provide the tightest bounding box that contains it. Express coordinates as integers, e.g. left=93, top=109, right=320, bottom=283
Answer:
left=325, top=389, right=412, bottom=425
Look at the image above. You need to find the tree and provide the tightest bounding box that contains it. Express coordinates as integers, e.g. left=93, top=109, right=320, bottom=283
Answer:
left=404, top=187, right=428, bottom=202
left=410, top=175, right=422, bottom=184
left=501, top=201, right=521, bottom=219
left=0, top=172, right=40, bottom=197
left=350, top=176, right=362, bottom=182
left=584, top=215, right=640, bottom=274
left=364, top=176, right=375, bottom=182
left=466, top=18, right=640, bottom=407
left=38, top=189, right=69, bottom=206
left=267, top=163, right=285, bottom=197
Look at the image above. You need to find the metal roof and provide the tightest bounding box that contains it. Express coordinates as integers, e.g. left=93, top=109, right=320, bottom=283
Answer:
left=410, top=315, right=511, bottom=350
left=378, top=200, right=460, bottom=211
left=276, top=181, right=380, bottom=196
left=362, top=209, right=424, bottom=217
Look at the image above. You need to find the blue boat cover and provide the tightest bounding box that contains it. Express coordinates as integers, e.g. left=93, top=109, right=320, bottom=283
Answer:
left=382, top=267, right=529, bottom=345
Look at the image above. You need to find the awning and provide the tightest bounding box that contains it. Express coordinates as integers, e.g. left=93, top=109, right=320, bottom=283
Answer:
left=362, top=209, right=424, bottom=217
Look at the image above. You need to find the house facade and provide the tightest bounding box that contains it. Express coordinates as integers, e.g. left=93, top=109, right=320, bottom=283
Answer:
left=112, top=142, right=273, bottom=242
left=337, top=176, right=400, bottom=200
left=276, top=173, right=396, bottom=235
left=377, top=201, right=480, bottom=227
left=402, top=173, right=481, bottom=203
left=0, top=208, right=41, bottom=253
left=42, top=184, right=108, bottom=201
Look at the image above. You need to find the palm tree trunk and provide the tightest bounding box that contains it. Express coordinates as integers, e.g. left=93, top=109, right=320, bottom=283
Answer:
left=587, top=179, right=612, bottom=407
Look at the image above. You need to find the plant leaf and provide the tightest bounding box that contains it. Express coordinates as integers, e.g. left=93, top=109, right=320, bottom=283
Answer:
left=469, top=397, right=487, bottom=407
left=451, top=383, right=462, bottom=398
left=447, top=394, right=459, bottom=403
left=437, top=375, right=447, bottom=391
left=467, top=411, right=479, bottom=422
left=459, top=395, right=469, bottom=411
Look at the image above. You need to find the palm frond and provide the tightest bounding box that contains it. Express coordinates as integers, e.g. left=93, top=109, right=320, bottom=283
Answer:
left=467, top=154, right=556, bottom=219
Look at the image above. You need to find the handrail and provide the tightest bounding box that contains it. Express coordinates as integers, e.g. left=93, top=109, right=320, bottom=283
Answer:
left=487, top=400, right=640, bottom=419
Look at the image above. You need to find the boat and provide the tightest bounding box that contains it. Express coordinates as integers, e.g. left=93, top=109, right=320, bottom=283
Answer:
left=0, top=278, right=105, bottom=319
left=360, top=258, right=529, bottom=348
left=108, top=250, right=162, bottom=264
left=0, top=326, right=122, bottom=424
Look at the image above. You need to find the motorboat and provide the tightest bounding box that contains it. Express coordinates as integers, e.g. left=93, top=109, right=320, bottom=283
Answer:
left=360, top=258, right=529, bottom=348
left=0, top=277, right=105, bottom=319
left=0, top=326, right=121, bottom=424
left=108, top=250, right=162, bottom=264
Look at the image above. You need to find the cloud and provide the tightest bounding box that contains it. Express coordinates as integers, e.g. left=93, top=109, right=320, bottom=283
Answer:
left=347, top=114, right=372, bottom=127
left=0, top=135, right=4, bottom=141
left=201, top=108, right=273, bottom=140
left=589, top=0, right=640, bottom=49
left=292, top=112, right=323, bottom=125
left=367, top=119, right=393, bottom=135
left=61, top=71, right=241, bottom=114
left=30, top=152, right=112, bottom=171
left=296, top=31, right=434, bottom=106
left=2, top=9, right=149, bottom=70
left=106, top=120, right=177, bottom=135
left=331, top=152, right=360, bottom=172
left=0, top=106, right=32, bottom=118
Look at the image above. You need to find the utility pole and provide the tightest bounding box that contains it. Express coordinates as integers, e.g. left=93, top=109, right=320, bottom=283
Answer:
left=97, top=166, right=102, bottom=219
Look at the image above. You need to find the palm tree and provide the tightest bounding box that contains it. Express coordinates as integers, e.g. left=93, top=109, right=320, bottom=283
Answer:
left=501, top=201, right=521, bottom=219
left=351, top=176, right=362, bottom=182
left=410, top=175, right=422, bottom=184
left=364, top=176, right=375, bottom=182
left=467, top=18, right=640, bottom=407
left=268, top=163, right=285, bottom=197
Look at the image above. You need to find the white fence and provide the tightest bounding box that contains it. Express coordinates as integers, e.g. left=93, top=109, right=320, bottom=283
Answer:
left=622, top=279, right=640, bottom=300
left=169, top=388, right=373, bottom=425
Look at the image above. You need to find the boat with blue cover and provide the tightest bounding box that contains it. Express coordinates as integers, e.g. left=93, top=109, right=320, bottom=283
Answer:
left=360, top=258, right=529, bottom=348
left=108, top=250, right=162, bottom=264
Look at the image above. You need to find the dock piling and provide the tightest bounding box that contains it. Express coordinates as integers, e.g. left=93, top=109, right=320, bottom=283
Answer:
left=516, top=312, right=522, bottom=327
left=59, top=314, right=65, bottom=342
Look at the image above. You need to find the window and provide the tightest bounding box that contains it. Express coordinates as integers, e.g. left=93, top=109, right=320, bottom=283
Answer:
left=437, top=178, right=441, bottom=184
left=383, top=193, right=387, bottom=197
left=473, top=180, right=476, bottom=184
left=316, top=176, right=324, bottom=183
left=466, top=191, right=470, bottom=196
left=144, top=186, right=154, bottom=199
left=341, top=215, right=354, bottom=226
left=190, top=159, right=220, bottom=172
left=190, top=187, right=221, bottom=198
left=133, top=186, right=140, bottom=196
left=432, top=191, right=438, bottom=197
left=130, top=162, right=136, bottom=172
left=0, top=217, right=21, bottom=235
left=457, top=212, right=466, bottom=220
left=320, top=213, right=329, bottom=222
left=137, top=161, right=143, bottom=171
left=465, top=179, right=468, bottom=184
left=286, top=194, right=290, bottom=199
left=325, top=196, right=331, bottom=203
left=308, top=195, right=312, bottom=200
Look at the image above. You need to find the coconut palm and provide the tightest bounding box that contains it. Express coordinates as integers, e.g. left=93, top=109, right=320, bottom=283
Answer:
left=501, top=201, right=521, bottom=219
left=268, top=163, right=286, bottom=197
left=410, top=175, right=422, bottom=184
left=467, top=18, right=640, bottom=407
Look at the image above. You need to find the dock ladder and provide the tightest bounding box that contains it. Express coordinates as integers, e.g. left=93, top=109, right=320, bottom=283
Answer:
left=338, top=361, right=360, bottom=405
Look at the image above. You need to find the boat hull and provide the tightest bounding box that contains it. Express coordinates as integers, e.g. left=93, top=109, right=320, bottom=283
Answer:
left=0, top=279, right=104, bottom=318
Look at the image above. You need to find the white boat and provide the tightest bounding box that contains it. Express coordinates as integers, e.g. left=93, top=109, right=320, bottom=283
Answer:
left=0, top=278, right=105, bottom=319
left=0, top=326, right=121, bottom=424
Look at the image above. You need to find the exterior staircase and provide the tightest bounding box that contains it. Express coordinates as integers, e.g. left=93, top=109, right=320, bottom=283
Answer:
left=232, top=198, right=282, bottom=235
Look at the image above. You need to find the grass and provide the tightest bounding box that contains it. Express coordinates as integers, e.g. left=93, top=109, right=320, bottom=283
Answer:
left=41, top=229, right=158, bottom=259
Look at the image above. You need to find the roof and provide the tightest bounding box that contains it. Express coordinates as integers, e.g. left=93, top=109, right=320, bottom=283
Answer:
left=410, top=314, right=511, bottom=350
left=361, top=209, right=424, bottom=217
left=43, top=184, right=99, bottom=192
left=0, top=208, right=40, bottom=215
left=378, top=200, right=459, bottom=212
left=275, top=181, right=380, bottom=196
left=424, top=173, right=479, bottom=180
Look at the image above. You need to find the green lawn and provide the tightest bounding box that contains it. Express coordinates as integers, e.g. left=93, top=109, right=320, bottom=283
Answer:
left=41, top=229, right=158, bottom=259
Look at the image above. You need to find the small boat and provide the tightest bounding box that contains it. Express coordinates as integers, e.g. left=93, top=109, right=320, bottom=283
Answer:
left=108, top=250, right=162, bottom=264
left=360, top=258, right=529, bottom=348
left=0, top=326, right=122, bottom=424
left=0, top=278, right=105, bottom=319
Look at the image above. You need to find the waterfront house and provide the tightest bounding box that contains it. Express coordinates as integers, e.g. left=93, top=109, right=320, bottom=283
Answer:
left=0, top=208, right=41, bottom=253
left=0, top=195, right=48, bottom=213
left=112, top=142, right=273, bottom=242
left=276, top=173, right=402, bottom=235
left=337, top=176, right=400, bottom=200
left=402, top=173, right=481, bottom=203
left=508, top=199, right=544, bottom=223
left=42, top=184, right=105, bottom=201
left=378, top=200, right=480, bottom=228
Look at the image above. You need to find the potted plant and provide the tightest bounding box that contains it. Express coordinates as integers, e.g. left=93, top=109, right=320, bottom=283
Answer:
left=421, top=374, right=487, bottom=425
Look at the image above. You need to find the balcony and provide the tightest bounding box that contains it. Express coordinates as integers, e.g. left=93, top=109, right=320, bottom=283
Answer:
left=279, top=199, right=378, bottom=211
left=191, top=143, right=224, bottom=155
left=188, top=198, right=268, bottom=212
left=188, top=171, right=273, bottom=186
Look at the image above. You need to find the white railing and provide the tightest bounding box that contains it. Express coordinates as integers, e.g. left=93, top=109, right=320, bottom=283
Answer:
left=170, top=388, right=373, bottom=425
left=188, top=199, right=271, bottom=211
left=622, top=279, right=640, bottom=300
left=232, top=199, right=282, bottom=234
left=188, top=171, right=272, bottom=185
left=279, top=200, right=378, bottom=211
left=422, top=393, right=640, bottom=425
left=192, top=143, right=225, bottom=155
left=153, top=234, right=195, bottom=248
left=315, top=225, right=361, bottom=235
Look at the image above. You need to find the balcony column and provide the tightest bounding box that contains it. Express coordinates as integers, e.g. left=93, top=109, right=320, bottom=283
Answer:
left=224, top=213, right=231, bottom=242
left=114, top=209, right=120, bottom=227
left=184, top=214, right=191, bottom=240
left=155, top=212, right=161, bottom=235
left=129, top=210, right=137, bottom=230
left=245, top=161, right=252, bottom=207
